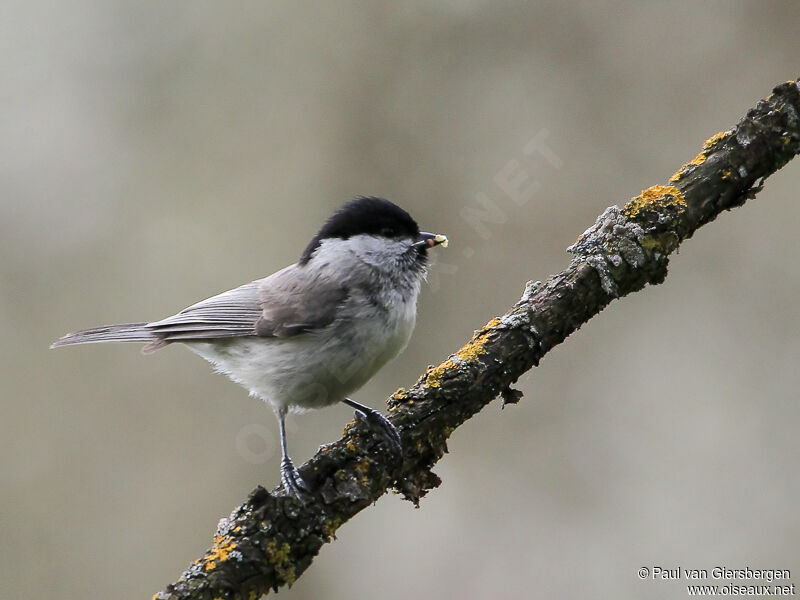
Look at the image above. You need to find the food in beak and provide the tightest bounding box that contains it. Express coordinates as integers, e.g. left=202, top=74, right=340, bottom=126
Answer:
left=432, top=234, right=448, bottom=248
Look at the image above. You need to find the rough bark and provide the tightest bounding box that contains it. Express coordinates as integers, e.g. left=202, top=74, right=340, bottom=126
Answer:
left=155, top=79, right=800, bottom=599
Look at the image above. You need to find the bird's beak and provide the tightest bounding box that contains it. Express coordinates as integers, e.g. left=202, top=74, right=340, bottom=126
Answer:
left=413, top=232, right=449, bottom=249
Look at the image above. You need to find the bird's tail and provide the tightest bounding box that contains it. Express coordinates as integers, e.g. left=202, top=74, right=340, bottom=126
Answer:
left=50, top=322, right=156, bottom=349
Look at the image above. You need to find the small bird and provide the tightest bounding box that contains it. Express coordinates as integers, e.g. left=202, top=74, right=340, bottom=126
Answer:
left=52, top=197, right=448, bottom=500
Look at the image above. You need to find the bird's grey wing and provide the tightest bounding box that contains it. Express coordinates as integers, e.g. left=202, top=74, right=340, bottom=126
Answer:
left=254, top=266, right=349, bottom=337
left=145, top=265, right=347, bottom=342
left=145, top=281, right=263, bottom=341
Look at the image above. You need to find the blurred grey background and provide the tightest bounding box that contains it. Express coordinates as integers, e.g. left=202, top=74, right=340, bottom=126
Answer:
left=2, top=2, right=799, bottom=599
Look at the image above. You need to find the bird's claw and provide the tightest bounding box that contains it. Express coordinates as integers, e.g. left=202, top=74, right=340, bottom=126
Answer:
left=281, top=457, right=312, bottom=503
left=354, top=408, right=403, bottom=458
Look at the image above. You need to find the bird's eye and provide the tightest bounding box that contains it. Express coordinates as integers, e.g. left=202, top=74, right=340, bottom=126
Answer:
left=380, top=227, right=396, bottom=237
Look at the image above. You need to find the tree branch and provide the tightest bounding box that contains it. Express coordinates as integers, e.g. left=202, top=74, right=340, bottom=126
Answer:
left=155, top=78, right=800, bottom=599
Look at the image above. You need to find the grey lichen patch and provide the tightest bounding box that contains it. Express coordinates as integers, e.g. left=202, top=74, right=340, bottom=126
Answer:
left=584, top=254, right=622, bottom=296
left=521, top=280, right=543, bottom=302
left=567, top=206, right=650, bottom=296
left=510, top=280, right=544, bottom=340
left=736, top=126, right=757, bottom=147
left=499, top=309, right=533, bottom=337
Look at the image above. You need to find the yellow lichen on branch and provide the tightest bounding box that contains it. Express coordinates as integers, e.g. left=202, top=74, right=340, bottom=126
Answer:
left=202, top=535, right=237, bottom=572
left=622, top=184, right=686, bottom=218
left=670, top=131, right=729, bottom=182
left=322, top=517, right=343, bottom=539
left=265, top=540, right=296, bottom=585
left=424, top=318, right=499, bottom=388
left=424, top=359, right=457, bottom=388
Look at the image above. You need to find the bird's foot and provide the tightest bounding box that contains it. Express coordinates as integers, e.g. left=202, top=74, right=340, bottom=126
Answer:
left=281, top=457, right=312, bottom=503
left=352, top=405, right=403, bottom=458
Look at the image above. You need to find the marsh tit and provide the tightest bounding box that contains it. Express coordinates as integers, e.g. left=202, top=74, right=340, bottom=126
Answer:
left=52, top=197, right=448, bottom=500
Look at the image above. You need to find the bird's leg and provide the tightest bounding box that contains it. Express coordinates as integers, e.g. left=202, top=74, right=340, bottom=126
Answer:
left=342, top=397, right=402, bottom=457
left=277, top=407, right=311, bottom=502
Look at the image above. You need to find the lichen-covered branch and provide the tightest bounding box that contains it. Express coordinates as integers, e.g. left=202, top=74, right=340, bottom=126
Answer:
left=155, top=79, right=800, bottom=600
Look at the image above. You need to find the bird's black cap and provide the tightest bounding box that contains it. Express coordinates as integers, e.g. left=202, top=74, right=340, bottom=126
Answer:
left=300, top=197, right=421, bottom=264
